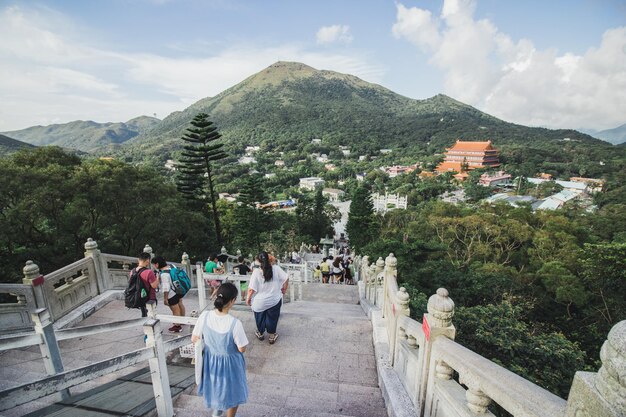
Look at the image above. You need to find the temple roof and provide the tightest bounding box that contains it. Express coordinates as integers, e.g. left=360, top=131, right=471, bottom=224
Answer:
left=447, top=140, right=495, bottom=151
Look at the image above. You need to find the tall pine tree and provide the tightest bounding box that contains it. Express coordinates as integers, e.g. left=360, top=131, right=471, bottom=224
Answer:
left=176, top=113, right=227, bottom=245
left=233, top=174, right=266, bottom=253
left=346, top=185, right=376, bottom=252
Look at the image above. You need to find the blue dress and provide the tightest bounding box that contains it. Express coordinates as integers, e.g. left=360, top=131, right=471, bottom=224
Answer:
left=198, top=318, right=248, bottom=410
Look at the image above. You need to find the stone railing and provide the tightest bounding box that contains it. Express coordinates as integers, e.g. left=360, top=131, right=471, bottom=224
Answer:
left=0, top=304, right=192, bottom=417
left=196, top=263, right=304, bottom=312
left=357, top=253, right=625, bottom=417
left=0, top=239, right=198, bottom=334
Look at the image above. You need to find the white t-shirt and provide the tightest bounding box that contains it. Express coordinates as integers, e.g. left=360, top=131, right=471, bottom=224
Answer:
left=159, top=270, right=177, bottom=300
left=192, top=310, right=248, bottom=349
left=249, top=265, right=288, bottom=313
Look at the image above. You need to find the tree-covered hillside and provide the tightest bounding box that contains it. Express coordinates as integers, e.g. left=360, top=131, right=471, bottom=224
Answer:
left=2, top=116, right=160, bottom=153
left=0, top=134, right=35, bottom=157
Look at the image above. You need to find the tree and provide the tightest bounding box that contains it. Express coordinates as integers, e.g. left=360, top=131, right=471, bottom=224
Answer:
left=176, top=113, right=228, bottom=245
left=232, top=174, right=266, bottom=253
left=346, top=186, right=376, bottom=251
left=295, top=188, right=338, bottom=244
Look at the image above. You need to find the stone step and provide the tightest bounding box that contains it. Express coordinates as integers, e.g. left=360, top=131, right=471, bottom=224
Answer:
left=174, top=392, right=386, bottom=417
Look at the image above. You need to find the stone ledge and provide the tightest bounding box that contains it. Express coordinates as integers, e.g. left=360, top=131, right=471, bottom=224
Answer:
left=53, top=290, right=124, bottom=330
left=360, top=294, right=417, bottom=417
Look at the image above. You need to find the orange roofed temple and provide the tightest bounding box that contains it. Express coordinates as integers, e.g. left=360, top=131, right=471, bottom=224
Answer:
left=435, top=140, right=501, bottom=174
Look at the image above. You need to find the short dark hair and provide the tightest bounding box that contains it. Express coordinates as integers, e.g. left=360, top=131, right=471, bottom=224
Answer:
left=238, top=255, right=244, bottom=263
left=138, top=252, right=151, bottom=261
left=214, top=282, right=238, bottom=311
left=151, top=256, right=167, bottom=269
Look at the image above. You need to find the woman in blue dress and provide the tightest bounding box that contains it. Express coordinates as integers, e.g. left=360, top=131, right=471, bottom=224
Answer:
left=192, top=282, right=249, bottom=417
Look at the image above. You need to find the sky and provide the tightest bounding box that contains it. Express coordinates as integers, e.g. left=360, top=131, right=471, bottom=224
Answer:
left=0, top=0, right=625, bottom=132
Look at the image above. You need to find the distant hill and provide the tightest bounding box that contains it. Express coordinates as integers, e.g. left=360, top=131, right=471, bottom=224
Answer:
left=117, top=61, right=607, bottom=160
left=0, top=134, right=36, bottom=157
left=591, top=123, right=626, bottom=145
left=2, top=116, right=160, bottom=153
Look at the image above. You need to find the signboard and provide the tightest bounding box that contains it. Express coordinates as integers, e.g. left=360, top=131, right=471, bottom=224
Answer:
left=422, top=314, right=430, bottom=341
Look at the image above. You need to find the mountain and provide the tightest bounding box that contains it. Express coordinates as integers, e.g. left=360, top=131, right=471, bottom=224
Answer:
left=118, top=61, right=606, bottom=160
left=0, top=134, right=36, bottom=156
left=1, top=116, right=160, bottom=153
left=590, top=123, right=626, bottom=145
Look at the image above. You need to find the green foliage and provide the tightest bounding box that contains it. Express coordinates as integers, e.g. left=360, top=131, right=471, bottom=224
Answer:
left=295, top=188, right=339, bottom=244
left=176, top=113, right=228, bottom=245
left=455, top=302, right=586, bottom=398
left=346, top=186, right=377, bottom=251
left=0, top=147, right=212, bottom=283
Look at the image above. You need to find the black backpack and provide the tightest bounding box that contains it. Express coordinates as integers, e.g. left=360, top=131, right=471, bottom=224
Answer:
left=125, top=267, right=149, bottom=309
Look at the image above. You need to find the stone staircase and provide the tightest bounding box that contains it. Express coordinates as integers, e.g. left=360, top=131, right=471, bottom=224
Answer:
left=174, top=284, right=388, bottom=417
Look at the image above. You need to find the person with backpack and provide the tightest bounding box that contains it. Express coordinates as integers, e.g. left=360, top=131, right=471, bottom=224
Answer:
left=127, top=252, right=159, bottom=317
left=192, top=282, right=248, bottom=417
left=152, top=256, right=187, bottom=333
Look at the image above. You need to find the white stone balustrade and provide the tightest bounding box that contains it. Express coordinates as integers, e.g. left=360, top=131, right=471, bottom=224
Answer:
left=356, top=251, right=624, bottom=417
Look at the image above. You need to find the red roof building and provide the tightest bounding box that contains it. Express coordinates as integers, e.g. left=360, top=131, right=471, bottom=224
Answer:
left=436, top=140, right=501, bottom=173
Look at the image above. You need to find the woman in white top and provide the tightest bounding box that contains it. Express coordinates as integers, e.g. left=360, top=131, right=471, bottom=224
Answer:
left=246, top=251, right=288, bottom=344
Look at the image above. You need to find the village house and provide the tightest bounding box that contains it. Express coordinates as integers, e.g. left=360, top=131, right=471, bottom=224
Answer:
left=324, top=163, right=337, bottom=171
left=479, top=171, right=512, bottom=187
left=322, top=188, right=345, bottom=202
left=358, top=155, right=368, bottom=161
left=164, top=159, right=176, bottom=171
left=317, top=154, right=330, bottom=163
left=356, top=173, right=366, bottom=181
left=384, top=163, right=418, bottom=178
left=245, top=146, right=260, bottom=154
left=380, top=149, right=393, bottom=154
left=238, top=156, right=257, bottom=164
left=274, top=160, right=285, bottom=167
left=311, top=138, right=322, bottom=144
left=299, top=177, right=325, bottom=191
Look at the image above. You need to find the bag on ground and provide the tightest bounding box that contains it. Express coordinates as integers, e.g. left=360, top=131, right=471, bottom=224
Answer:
left=169, top=265, right=191, bottom=296
left=125, top=267, right=148, bottom=308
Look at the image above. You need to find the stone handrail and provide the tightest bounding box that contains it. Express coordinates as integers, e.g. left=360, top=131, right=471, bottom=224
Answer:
left=357, top=252, right=625, bottom=417
left=41, top=257, right=98, bottom=322
left=0, top=283, right=37, bottom=333
left=428, top=336, right=566, bottom=417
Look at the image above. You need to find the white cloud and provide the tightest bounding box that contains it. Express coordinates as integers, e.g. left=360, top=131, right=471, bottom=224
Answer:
left=316, top=25, right=353, bottom=45
left=0, top=6, right=382, bottom=131
left=392, top=1, right=626, bottom=130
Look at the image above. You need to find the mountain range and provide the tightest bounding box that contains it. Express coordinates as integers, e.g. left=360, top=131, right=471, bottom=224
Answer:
left=0, top=134, right=35, bottom=155
left=0, top=61, right=619, bottom=159
left=2, top=116, right=160, bottom=154
left=581, top=124, right=626, bottom=145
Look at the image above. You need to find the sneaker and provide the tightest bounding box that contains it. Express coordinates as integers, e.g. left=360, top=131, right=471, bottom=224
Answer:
left=269, top=333, right=279, bottom=344
left=255, top=330, right=265, bottom=341
left=168, top=324, right=182, bottom=333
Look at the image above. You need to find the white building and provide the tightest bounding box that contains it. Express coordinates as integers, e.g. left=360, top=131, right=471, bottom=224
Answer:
left=359, top=155, right=368, bottom=161
left=274, top=160, right=285, bottom=167
left=264, top=173, right=276, bottom=179
left=356, top=173, right=366, bottom=181
left=317, top=154, right=329, bottom=163
left=164, top=159, right=176, bottom=171
left=322, top=188, right=345, bottom=202
left=371, top=193, right=408, bottom=212
left=238, top=156, right=257, bottom=164
left=311, top=138, right=322, bottom=144
left=245, top=146, right=260, bottom=153
left=299, top=177, right=325, bottom=191
left=380, top=149, right=393, bottom=154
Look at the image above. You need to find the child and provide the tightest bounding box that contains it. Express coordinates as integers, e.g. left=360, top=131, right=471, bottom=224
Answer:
left=192, top=283, right=248, bottom=417
left=313, top=265, right=322, bottom=283
left=205, top=254, right=223, bottom=298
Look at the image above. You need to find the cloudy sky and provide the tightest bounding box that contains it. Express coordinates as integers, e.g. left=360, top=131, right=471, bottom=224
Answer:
left=0, top=0, right=625, bottom=132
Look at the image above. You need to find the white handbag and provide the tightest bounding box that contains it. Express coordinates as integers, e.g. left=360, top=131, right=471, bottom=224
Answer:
left=194, top=311, right=208, bottom=385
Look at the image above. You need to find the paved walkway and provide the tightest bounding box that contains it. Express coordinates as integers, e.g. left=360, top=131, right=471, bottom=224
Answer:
left=0, top=284, right=387, bottom=417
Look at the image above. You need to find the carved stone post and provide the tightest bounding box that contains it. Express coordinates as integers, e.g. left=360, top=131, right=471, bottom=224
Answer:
left=391, top=287, right=410, bottom=366
left=181, top=252, right=194, bottom=287
left=32, top=308, right=69, bottom=400
left=197, top=262, right=207, bottom=311
left=143, top=318, right=174, bottom=417
left=565, top=320, right=626, bottom=417
left=143, top=244, right=153, bottom=260
left=23, top=260, right=47, bottom=310
left=382, top=253, right=397, bottom=319
left=84, top=238, right=110, bottom=293
left=420, top=288, right=456, bottom=415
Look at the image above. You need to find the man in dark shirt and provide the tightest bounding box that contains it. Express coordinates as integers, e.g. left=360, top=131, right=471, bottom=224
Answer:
left=133, top=252, right=159, bottom=317
left=235, top=256, right=250, bottom=301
